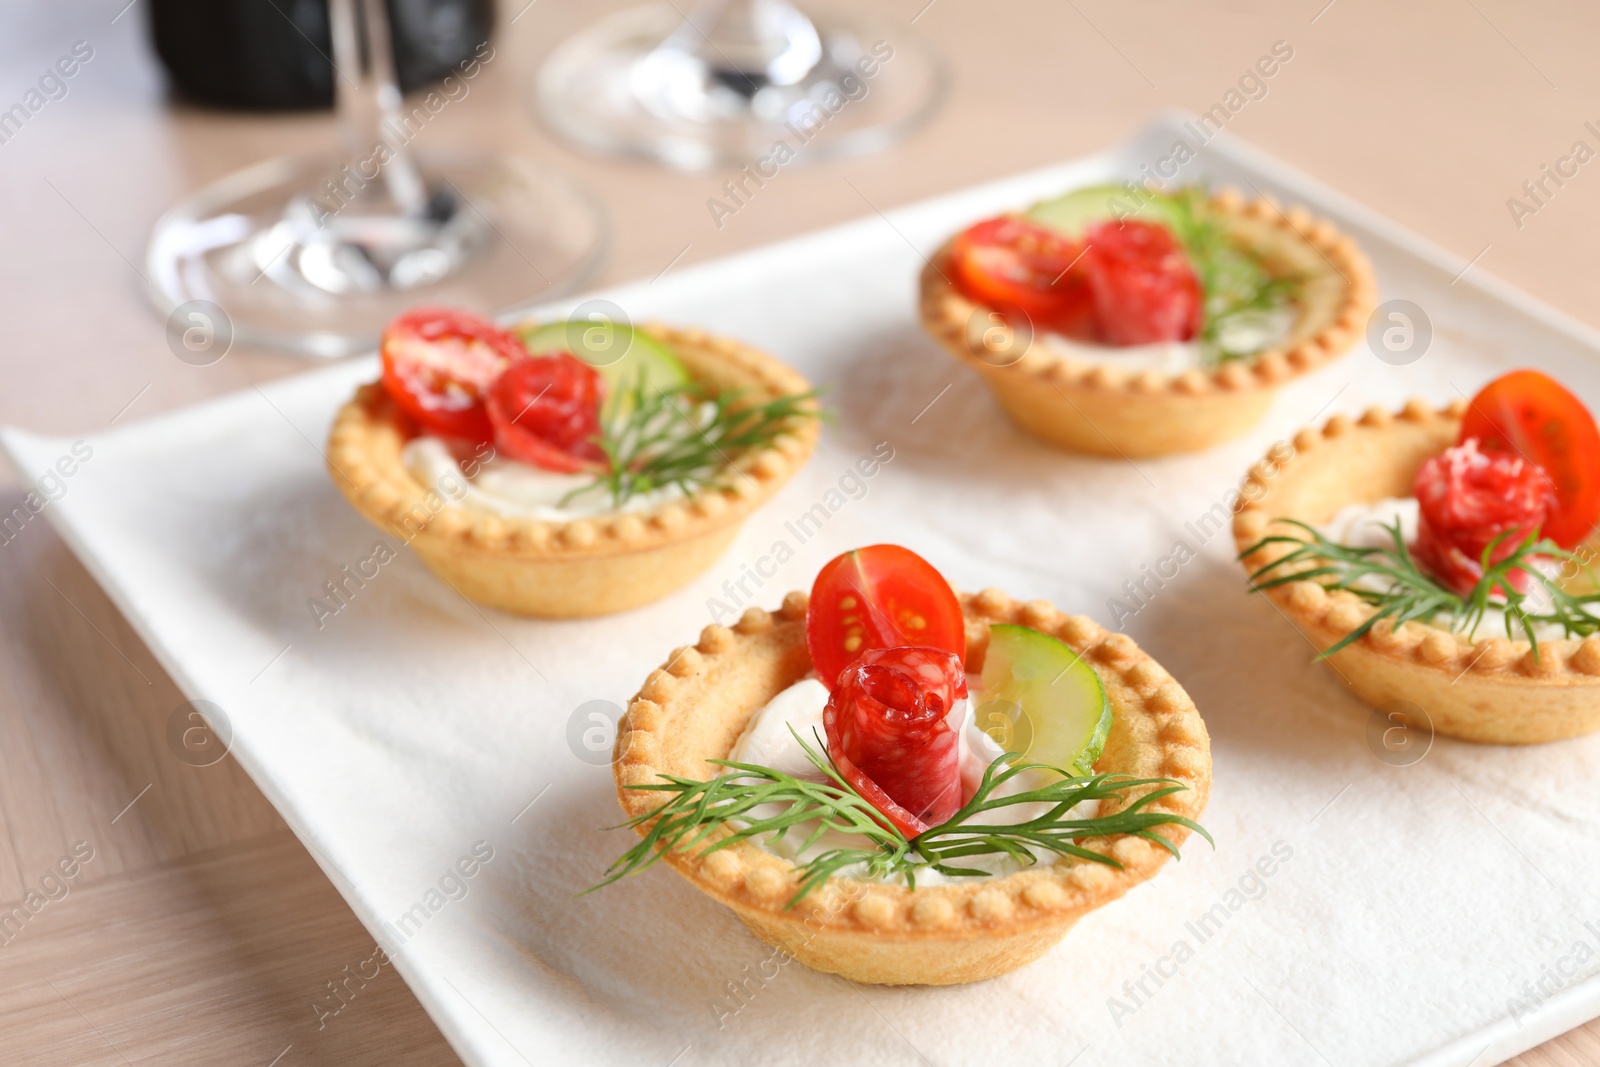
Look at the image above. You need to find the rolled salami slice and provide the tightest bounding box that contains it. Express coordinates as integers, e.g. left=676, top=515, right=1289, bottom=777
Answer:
left=823, top=646, right=967, bottom=838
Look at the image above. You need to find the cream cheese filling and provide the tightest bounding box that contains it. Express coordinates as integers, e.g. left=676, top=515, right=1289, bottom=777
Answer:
left=402, top=437, right=684, bottom=521
left=1039, top=305, right=1295, bottom=373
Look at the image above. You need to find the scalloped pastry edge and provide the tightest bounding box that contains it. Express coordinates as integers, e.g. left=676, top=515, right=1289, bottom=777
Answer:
left=1233, top=399, right=1600, bottom=744
left=918, top=189, right=1378, bottom=457
left=326, top=324, right=820, bottom=560
left=1233, top=398, right=1600, bottom=681
left=921, top=188, right=1377, bottom=398
left=611, top=588, right=1212, bottom=983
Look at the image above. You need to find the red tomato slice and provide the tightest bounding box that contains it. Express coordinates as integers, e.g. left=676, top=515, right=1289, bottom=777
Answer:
left=1459, top=369, right=1600, bottom=547
left=380, top=307, right=527, bottom=441
left=806, top=545, right=966, bottom=690
left=949, top=217, right=1094, bottom=334
left=485, top=354, right=606, bottom=473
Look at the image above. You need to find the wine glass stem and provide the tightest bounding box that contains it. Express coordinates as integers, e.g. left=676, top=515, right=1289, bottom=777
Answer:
left=673, top=0, right=822, bottom=83
left=327, top=0, right=429, bottom=217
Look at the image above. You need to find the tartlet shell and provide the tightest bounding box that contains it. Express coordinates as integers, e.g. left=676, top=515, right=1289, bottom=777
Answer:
left=612, top=588, right=1212, bottom=986
left=918, top=188, right=1377, bottom=457
left=1233, top=399, right=1600, bottom=744
left=327, top=324, right=820, bottom=618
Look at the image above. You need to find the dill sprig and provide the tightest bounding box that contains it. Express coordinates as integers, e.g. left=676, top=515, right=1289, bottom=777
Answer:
left=1162, top=188, right=1298, bottom=365
left=562, top=374, right=818, bottom=509
left=1241, top=518, right=1600, bottom=659
left=588, top=728, right=1208, bottom=909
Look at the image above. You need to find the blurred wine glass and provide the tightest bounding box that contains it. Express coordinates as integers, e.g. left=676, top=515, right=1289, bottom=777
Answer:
left=146, top=0, right=606, bottom=358
left=537, top=0, right=945, bottom=169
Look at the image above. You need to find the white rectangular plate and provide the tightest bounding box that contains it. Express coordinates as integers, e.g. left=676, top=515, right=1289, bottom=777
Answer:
left=9, top=115, right=1600, bottom=1067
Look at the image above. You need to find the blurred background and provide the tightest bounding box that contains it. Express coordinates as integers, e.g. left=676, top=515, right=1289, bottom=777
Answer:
left=0, top=0, right=1596, bottom=1062
left=7, top=0, right=1599, bottom=433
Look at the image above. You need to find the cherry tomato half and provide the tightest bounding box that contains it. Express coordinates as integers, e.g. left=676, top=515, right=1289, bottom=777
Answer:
left=485, top=354, right=606, bottom=473
left=1459, top=369, right=1600, bottom=547
left=806, top=545, right=966, bottom=690
left=380, top=307, right=527, bottom=441
left=949, top=217, right=1094, bottom=334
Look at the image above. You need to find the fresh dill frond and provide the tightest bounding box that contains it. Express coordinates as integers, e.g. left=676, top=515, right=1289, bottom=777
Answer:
left=1163, top=187, right=1298, bottom=365
left=588, top=729, right=1209, bottom=909
left=1240, top=519, right=1600, bottom=659
left=563, top=373, right=818, bottom=509
left=911, top=758, right=1206, bottom=878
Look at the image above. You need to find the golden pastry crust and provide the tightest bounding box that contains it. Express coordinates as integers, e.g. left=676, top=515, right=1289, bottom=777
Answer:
left=1233, top=399, right=1600, bottom=744
left=327, top=324, right=819, bottom=618
left=918, top=188, right=1377, bottom=457
left=613, top=588, right=1212, bottom=986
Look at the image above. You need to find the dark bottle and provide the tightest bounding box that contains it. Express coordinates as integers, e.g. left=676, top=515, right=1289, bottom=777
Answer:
left=146, top=0, right=494, bottom=110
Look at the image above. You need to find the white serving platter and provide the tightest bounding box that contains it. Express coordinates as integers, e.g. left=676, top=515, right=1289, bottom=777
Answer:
left=7, top=114, right=1600, bottom=1067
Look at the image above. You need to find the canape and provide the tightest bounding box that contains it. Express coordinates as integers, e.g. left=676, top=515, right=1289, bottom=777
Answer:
left=598, top=545, right=1212, bottom=985
left=327, top=308, right=820, bottom=618
left=1234, top=370, right=1600, bottom=744
left=919, top=184, right=1376, bottom=457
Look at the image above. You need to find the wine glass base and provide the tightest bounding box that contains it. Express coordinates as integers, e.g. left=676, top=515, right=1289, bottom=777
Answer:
left=146, top=151, right=607, bottom=358
left=537, top=3, right=946, bottom=170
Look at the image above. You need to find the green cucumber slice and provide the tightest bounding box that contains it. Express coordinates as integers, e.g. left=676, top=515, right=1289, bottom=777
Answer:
left=1026, top=183, right=1188, bottom=240
left=978, top=623, right=1112, bottom=777
left=516, top=321, right=691, bottom=404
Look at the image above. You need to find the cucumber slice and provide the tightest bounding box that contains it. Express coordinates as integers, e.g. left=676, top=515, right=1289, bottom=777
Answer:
left=1027, top=183, right=1188, bottom=240
left=979, top=623, right=1112, bottom=777
left=516, top=321, right=691, bottom=402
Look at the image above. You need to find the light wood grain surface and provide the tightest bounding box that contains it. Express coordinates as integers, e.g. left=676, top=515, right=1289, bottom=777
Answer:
left=2, top=0, right=1598, bottom=1063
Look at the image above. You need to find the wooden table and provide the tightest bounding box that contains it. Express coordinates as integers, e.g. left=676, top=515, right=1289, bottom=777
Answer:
left=2, top=1, right=1596, bottom=1062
